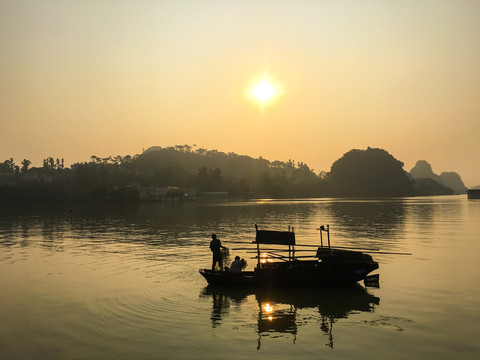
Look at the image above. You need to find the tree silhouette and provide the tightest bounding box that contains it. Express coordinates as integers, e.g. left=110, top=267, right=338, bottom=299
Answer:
left=0, top=158, right=15, bottom=173
left=21, top=159, right=31, bottom=173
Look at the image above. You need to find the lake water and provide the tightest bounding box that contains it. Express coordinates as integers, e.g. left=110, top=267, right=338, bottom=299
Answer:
left=1, top=196, right=479, bottom=359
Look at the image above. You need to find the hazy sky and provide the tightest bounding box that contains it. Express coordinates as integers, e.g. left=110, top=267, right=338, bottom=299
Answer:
left=1, top=0, right=479, bottom=186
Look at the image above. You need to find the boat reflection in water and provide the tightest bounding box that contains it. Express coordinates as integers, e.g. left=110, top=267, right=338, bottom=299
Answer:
left=201, top=285, right=380, bottom=349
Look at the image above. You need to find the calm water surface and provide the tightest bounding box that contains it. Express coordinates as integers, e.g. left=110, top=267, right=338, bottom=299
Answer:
left=1, top=196, right=479, bottom=359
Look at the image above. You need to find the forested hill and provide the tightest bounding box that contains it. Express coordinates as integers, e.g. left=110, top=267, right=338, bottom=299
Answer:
left=96, top=145, right=322, bottom=198
left=0, top=146, right=461, bottom=202
left=140, top=145, right=317, bottom=182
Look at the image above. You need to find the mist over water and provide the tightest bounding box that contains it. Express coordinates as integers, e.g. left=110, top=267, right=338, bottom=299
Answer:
left=1, top=196, right=479, bottom=359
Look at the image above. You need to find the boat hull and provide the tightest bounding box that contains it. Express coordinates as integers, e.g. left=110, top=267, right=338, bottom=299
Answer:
left=199, top=259, right=379, bottom=287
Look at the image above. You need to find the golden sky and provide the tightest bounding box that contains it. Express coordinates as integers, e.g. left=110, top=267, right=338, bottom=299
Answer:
left=1, top=0, right=479, bottom=186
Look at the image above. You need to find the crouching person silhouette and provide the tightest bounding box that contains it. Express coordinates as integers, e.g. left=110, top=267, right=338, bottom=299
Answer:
left=229, top=256, right=243, bottom=274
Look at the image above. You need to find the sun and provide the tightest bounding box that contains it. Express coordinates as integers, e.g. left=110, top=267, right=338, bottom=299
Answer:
left=246, top=73, right=283, bottom=107
left=252, top=80, right=276, bottom=104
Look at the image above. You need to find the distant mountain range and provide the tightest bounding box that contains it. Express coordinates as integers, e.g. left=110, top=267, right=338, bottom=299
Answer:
left=409, top=160, right=467, bottom=194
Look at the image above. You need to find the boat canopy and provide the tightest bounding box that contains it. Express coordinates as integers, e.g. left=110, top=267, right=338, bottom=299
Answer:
left=255, top=228, right=295, bottom=245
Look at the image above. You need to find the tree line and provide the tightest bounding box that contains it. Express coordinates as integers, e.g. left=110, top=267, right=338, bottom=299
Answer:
left=0, top=146, right=456, bottom=204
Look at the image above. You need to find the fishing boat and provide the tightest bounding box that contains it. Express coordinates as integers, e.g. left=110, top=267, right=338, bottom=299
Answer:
left=199, top=224, right=380, bottom=287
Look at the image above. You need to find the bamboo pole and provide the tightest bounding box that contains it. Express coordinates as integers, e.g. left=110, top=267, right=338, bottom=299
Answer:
left=232, top=245, right=380, bottom=251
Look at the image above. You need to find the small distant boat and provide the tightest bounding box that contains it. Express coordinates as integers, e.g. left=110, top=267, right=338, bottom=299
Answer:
left=467, top=189, right=480, bottom=199
left=199, top=224, right=379, bottom=287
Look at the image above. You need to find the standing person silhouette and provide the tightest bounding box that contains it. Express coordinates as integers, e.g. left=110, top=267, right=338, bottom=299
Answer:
left=210, top=234, right=226, bottom=271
